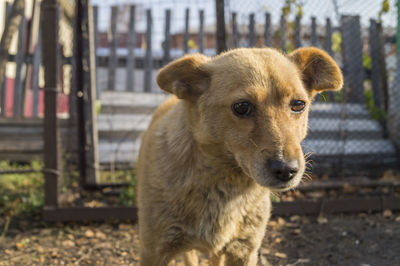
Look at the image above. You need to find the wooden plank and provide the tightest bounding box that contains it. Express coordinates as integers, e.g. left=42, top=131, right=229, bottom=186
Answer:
left=279, top=14, right=286, bottom=52
left=231, top=12, right=238, bottom=48
left=107, top=6, right=117, bottom=91
left=311, top=16, right=318, bottom=47
left=248, top=13, right=255, bottom=47
left=1, top=2, right=11, bottom=117
left=32, top=0, right=41, bottom=117
left=183, top=8, right=189, bottom=54
left=215, top=0, right=227, bottom=54
left=93, top=5, right=100, bottom=97
left=13, top=9, right=26, bottom=117
left=43, top=206, right=138, bottom=222
left=325, top=18, right=333, bottom=55
left=294, top=15, right=301, bottom=48
left=126, top=5, right=136, bottom=91
left=198, top=10, right=204, bottom=53
left=163, top=9, right=171, bottom=65
left=144, top=9, right=152, bottom=92
left=42, top=0, right=61, bottom=208
left=272, top=196, right=400, bottom=216
left=264, top=12, right=271, bottom=47
left=341, top=15, right=365, bottom=103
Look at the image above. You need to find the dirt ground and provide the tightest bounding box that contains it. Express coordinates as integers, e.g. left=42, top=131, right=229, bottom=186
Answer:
left=0, top=212, right=399, bottom=266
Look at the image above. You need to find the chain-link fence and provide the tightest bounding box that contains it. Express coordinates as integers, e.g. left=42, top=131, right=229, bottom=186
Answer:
left=91, top=0, right=399, bottom=177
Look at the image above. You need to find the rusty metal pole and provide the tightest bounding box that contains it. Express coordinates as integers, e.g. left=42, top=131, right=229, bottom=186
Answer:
left=42, top=0, right=61, bottom=208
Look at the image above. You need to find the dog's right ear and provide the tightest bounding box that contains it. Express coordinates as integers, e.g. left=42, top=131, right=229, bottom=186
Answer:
left=157, top=54, right=211, bottom=102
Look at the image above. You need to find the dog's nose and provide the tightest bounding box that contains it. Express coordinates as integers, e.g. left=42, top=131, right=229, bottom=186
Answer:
left=268, top=159, right=299, bottom=181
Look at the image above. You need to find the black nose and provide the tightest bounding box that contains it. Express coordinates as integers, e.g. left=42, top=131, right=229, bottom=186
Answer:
left=268, top=159, right=299, bottom=181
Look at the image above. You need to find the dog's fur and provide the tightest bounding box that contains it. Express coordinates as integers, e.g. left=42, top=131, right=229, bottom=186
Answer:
left=137, top=47, right=343, bottom=265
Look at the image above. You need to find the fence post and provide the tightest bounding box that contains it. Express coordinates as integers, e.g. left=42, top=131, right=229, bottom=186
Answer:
left=387, top=0, right=400, bottom=149
left=144, top=9, right=152, bottom=92
left=108, top=6, right=117, bottom=91
left=126, top=5, right=136, bottom=91
left=311, top=16, right=319, bottom=47
left=232, top=12, right=238, bottom=48
left=325, top=18, right=333, bottom=56
left=216, top=0, right=227, bottom=54
left=264, top=12, right=271, bottom=47
left=93, top=5, right=100, bottom=97
left=369, top=19, right=388, bottom=111
left=42, top=0, right=61, bottom=208
left=340, top=15, right=365, bottom=103
left=184, top=8, right=189, bottom=54
left=294, top=15, right=301, bottom=48
left=0, top=2, right=11, bottom=117
left=32, top=0, right=41, bottom=117
left=163, top=9, right=171, bottom=65
left=13, top=8, right=26, bottom=117
left=75, top=0, right=100, bottom=186
left=249, top=13, right=255, bottom=47
left=199, top=10, right=204, bottom=53
left=280, top=14, right=287, bottom=52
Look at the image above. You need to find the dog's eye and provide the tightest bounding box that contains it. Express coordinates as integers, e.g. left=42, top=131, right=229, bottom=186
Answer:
left=232, top=101, right=253, bottom=117
left=290, top=100, right=306, bottom=113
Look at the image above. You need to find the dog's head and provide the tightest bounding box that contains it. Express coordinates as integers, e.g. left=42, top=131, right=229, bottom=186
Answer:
left=157, top=47, right=342, bottom=191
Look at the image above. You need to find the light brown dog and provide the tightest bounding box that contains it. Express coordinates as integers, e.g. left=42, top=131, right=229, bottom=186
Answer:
left=137, top=47, right=342, bottom=266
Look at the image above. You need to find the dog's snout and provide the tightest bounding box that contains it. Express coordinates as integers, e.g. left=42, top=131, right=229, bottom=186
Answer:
left=268, top=159, right=299, bottom=182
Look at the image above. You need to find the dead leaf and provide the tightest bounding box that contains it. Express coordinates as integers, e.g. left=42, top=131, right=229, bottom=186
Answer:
left=259, top=247, right=270, bottom=255
left=95, top=231, right=107, bottom=240
left=274, top=252, right=287, bottom=259
left=62, top=240, right=75, bottom=247
left=289, top=215, right=300, bottom=222
left=343, top=183, right=356, bottom=193
left=317, top=216, right=328, bottom=224
left=277, top=217, right=286, bottom=225
left=274, top=237, right=282, bottom=244
left=383, top=209, right=392, bottom=218
left=85, top=230, right=94, bottom=238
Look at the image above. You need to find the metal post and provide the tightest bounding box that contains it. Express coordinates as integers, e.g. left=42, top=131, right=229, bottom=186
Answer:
left=42, top=0, right=61, bottom=208
left=232, top=12, right=238, bottom=48
left=108, top=6, right=117, bottom=91
left=264, top=12, right=271, bottom=47
left=199, top=10, right=204, bottom=53
left=183, top=8, right=189, bottom=54
left=163, top=9, right=171, bottom=65
left=280, top=14, right=287, bottom=52
left=294, top=15, right=301, bottom=48
left=215, top=0, right=227, bottom=54
left=144, top=9, right=152, bottom=92
left=126, top=5, right=136, bottom=91
left=311, top=17, right=318, bottom=47
left=248, top=13, right=255, bottom=47
left=325, top=18, right=333, bottom=56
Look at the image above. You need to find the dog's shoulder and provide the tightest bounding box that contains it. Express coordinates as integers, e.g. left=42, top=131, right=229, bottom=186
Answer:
left=149, top=95, right=179, bottom=127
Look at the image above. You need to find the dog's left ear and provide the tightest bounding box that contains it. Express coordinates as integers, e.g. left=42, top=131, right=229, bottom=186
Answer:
left=157, top=54, right=211, bottom=102
left=289, top=47, right=343, bottom=97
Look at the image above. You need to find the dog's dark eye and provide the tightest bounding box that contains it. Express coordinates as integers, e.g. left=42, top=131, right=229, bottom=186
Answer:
left=290, top=100, right=306, bottom=113
left=232, top=101, right=253, bottom=117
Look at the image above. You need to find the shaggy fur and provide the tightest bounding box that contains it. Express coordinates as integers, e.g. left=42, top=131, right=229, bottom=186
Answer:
left=137, top=47, right=343, bottom=266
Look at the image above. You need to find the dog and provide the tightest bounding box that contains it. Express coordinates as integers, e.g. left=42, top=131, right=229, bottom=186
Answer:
left=137, top=47, right=343, bottom=266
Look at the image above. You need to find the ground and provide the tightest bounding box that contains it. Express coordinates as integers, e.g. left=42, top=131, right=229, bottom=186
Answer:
left=0, top=212, right=399, bottom=266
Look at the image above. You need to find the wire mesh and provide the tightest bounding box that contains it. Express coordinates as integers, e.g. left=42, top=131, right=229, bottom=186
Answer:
left=90, top=0, right=399, bottom=177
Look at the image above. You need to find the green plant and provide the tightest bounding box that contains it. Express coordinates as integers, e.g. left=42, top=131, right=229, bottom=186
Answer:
left=364, top=89, right=387, bottom=122
left=118, top=168, right=136, bottom=206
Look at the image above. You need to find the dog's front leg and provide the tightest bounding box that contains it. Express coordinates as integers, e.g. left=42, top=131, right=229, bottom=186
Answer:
left=223, top=239, right=260, bottom=266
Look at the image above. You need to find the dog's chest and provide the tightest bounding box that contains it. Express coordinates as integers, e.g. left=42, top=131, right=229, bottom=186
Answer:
left=192, top=182, right=270, bottom=252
